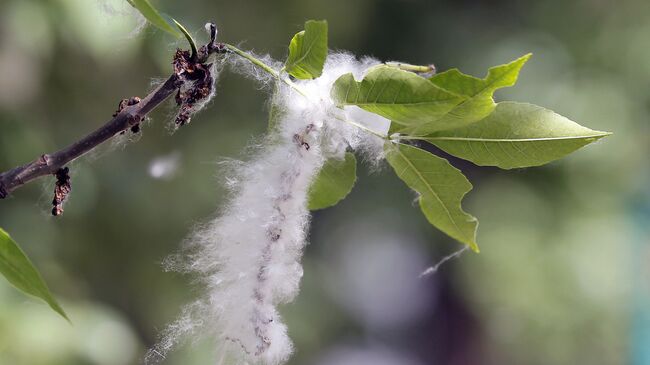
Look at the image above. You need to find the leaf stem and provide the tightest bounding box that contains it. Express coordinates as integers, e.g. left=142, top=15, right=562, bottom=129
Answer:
left=329, top=112, right=388, bottom=140
left=385, top=62, right=435, bottom=74
left=174, top=19, right=198, bottom=60
left=392, top=134, right=421, bottom=141
left=223, top=43, right=308, bottom=97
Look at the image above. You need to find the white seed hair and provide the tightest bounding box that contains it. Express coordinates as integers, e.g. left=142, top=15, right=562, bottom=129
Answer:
left=147, top=52, right=392, bottom=365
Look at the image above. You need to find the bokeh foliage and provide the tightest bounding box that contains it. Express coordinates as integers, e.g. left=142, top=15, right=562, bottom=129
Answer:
left=0, top=0, right=647, bottom=364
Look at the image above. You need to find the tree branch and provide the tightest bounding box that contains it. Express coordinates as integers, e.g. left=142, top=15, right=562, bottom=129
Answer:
left=0, top=74, right=180, bottom=199
left=0, top=22, right=228, bottom=203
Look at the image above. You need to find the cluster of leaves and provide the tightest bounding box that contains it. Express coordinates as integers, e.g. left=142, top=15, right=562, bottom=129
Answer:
left=287, top=21, right=610, bottom=253
left=331, top=58, right=610, bottom=252
left=0, top=3, right=609, bottom=321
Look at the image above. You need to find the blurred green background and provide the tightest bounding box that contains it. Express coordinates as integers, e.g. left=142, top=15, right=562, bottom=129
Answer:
left=0, top=0, right=648, bottom=364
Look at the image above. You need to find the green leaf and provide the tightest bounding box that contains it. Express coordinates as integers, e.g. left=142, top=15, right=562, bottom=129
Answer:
left=126, top=0, right=182, bottom=38
left=331, top=66, right=464, bottom=129
left=173, top=19, right=197, bottom=58
left=308, top=153, right=357, bottom=210
left=384, top=143, right=479, bottom=252
left=429, top=54, right=530, bottom=98
left=284, top=20, right=328, bottom=79
left=0, top=228, right=69, bottom=321
left=422, top=102, right=611, bottom=169
left=394, top=54, right=531, bottom=135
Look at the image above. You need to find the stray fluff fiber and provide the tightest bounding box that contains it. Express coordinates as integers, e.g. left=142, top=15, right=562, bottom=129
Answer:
left=146, top=53, right=390, bottom=365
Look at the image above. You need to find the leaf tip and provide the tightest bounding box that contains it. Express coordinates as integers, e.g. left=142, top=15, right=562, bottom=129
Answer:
left=511, top=53, right=532, bottom=70
left=53, top=305, right=71, bottom=324
left=0, top=227, right=70, bottom=323
left=304, top=19, right=328, bottom=31
left=587, top=130, right=612, bottom=143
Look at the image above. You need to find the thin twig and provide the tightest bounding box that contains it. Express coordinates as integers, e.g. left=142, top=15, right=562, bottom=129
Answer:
left=223, top=43, right=308, bottom=97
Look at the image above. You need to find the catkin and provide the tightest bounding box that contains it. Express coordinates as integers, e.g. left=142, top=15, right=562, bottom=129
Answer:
left=147, top=52, right=390, bottom=365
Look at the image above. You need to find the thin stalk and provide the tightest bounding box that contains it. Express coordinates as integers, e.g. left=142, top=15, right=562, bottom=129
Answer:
left=385, top=62, right=435, bottom=74
left=174, top=19, right=198, bottom=60
left=392, top=134, right=426, bottom=141
left=223, top=43, right=308, bottom=97
left=329, top=112, right=388, bottom=140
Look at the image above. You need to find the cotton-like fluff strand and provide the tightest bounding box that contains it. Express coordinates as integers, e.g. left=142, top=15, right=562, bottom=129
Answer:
left=147, top=52, right=391, bottom=365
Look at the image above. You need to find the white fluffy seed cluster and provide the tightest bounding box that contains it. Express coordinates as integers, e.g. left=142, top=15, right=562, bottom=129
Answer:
left=147, top=53, right=391, bottom=365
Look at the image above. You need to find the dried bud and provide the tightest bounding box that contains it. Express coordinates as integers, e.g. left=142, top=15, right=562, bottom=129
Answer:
left=52, top=167, right=71, bottom=216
